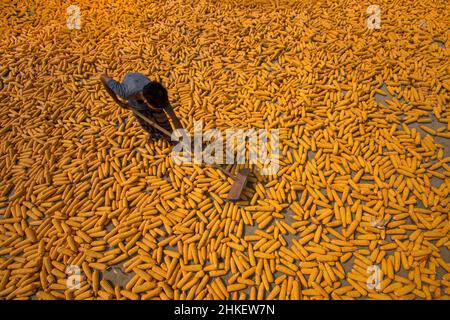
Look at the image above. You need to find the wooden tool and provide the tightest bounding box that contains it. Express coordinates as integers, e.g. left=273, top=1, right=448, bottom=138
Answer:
left=102, top=80, right=250, bottom=201
left=210, top=165, right=250, bottom=201
left=133, top=110, right=173, bottom=137
left=226, top=168, right=250, bottom=201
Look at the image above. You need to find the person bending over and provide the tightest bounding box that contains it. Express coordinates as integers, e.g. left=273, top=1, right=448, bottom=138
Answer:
left=100, top=72, right=182, bottom=143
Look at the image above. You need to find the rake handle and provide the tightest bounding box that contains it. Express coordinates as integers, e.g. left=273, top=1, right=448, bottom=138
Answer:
left=132, top=110, right=173, bottom=138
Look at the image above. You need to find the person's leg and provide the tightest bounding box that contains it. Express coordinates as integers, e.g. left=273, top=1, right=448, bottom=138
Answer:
left=134, top=112, right=156, bottom=143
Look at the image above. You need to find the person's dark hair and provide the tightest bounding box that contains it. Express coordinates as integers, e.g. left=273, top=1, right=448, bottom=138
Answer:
left=142, top=81, right=169, bottom=109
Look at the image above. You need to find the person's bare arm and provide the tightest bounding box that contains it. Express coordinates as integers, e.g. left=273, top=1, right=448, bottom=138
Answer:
left=99, top=73, right=112, bottom=84
left=100, top=73, right=131, bottom=109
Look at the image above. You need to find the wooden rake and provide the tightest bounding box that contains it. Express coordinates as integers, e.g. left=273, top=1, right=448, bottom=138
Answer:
left=101, top=80, right=249, bottom=201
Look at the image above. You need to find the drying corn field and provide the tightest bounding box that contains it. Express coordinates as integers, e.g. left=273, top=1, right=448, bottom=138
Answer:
left=0, top=0, right=449, bottom=301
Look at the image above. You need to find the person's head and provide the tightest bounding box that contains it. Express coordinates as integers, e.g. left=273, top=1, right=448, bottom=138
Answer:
left=142, top=81, right=169, bottom=110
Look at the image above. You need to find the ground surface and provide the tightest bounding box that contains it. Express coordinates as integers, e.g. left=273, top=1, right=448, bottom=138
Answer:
left=0, top=0, right=449, bottom=300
